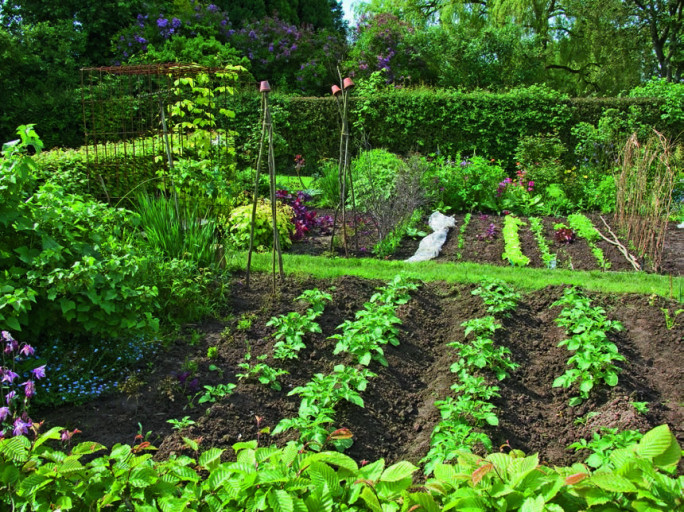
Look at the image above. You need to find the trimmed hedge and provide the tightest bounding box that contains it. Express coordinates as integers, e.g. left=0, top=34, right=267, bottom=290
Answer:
left=34, top=88, right=677, bottom=196
left=227, top=87, right=677, bottom=173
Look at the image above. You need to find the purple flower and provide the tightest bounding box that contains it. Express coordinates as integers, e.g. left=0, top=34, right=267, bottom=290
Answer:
left=248, top=30, right=257, bottom=40
left=0, top=406, right=9, bottom=421
left=1, top=331, right=13, bottom=342
left=21, top=381, right=35, bottom=399
left=290, top=44, right=297, bottom=51
left=157, top=17, right=169, bottom=28
left=207, top=4, right=218, bottom=13
left=4, top=339, right=18, bottom=354
left=6, top=391, right=16, bottom=405
left=268, top=43, right=274, bottom=52
left=12, top=417, right=31, bottom=436
left=188, top=378, right=199, bottom=392
left=1, top=369, right=18, bottom=384
left=31, top=365, right=46, bottom=380
left=19, top=343, right=34, bottom=357
left=172, top=17, right=182, bottom=29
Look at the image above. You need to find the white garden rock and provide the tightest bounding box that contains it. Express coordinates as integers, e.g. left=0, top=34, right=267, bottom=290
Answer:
left=405, top=211, right=456, bottom=262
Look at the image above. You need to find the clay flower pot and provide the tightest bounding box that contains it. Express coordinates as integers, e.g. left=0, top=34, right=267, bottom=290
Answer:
left=259, top=80, right=271, bottom=93
left=343, top=77, right=355, bottom=90
left=331, top=84, right=342, bottom=96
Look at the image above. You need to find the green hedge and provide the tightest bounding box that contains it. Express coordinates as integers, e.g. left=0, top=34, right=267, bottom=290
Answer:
left=35, top=87, right=678, bottom=191
left=227, top=87, right=677, bottom=173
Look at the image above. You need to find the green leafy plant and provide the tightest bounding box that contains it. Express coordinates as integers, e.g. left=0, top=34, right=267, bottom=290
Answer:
left=422, top=424, right=681, bottom=511
left=196, top=382, right=236, bottom=405
left=236, top=313, right=256, bottom=331
left=268, top=288, right=332, bottom=360
left=471, top=279, right=521, bottom=316
left=134, top=193, right=220, bottom=268
left=331, top=276, right=418, bottom=366
left=206, top=346, right=218, bottom=360
left=529, top=216, right=557, bottom=268
left=501, top=215, right=530, bottom=266
left=568, top=427, right=644, bottom=469
left=224, top=200, right=294, bottom=251
left=551, top=287, right=625, bottom=405
left=661, top=307, right=683, bottom=329
left=449, top=317, right=519, bottom=380
left=273, top=364, right=376, bottom=451
left=236, top=353, right=289, bottom=391
left=166, top=416, right=196, bottom=431
left=373, top=209, right=425, bottom=258
left=567, top=213, right=610, bottom=270
left=0, top=421, right=680, bottom=510
left=631, top=401, right=650, bottom=415
left=455, top=212, right=471, bottom=260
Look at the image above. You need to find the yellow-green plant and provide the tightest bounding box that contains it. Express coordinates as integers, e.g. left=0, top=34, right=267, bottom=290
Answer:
left=225, top=200, right=294, bottom=251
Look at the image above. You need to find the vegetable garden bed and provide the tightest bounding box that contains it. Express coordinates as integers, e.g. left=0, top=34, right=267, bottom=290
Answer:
left=290, top=212, right=684, bottom=276
left=39, top=273, right=683, bottom=472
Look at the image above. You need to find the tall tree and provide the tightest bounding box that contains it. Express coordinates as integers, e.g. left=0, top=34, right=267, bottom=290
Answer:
left=626, top=0, right=683, bottom=80
left=1, top=0, right=145, bottom=65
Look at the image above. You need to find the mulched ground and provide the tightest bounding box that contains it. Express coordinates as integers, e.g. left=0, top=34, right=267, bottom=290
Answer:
left=39, top=273, right=683, bottom=472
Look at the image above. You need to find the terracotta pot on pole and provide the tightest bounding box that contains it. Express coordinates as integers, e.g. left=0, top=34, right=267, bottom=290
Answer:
left=343, top=77, right=355, bottom=90
left=259, top=80, right=271, bottom=93
left=331, top=84, right=342, bottom=96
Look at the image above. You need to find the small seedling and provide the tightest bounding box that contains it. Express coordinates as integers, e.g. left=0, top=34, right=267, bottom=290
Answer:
left=167, top=416, right=196, bottom=431
left=630, top=401, right=649, bottom=415
left=188, top=330, right=202, bottom=346
left=236, top=313, right=257, bottom=331
left=661, top=307, right=683, bottom=330
left=207, top=346, right=219, bottom=359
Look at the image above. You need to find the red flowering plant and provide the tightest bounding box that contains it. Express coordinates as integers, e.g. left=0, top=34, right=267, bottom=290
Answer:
left=0, top=331, right=46, bottom=438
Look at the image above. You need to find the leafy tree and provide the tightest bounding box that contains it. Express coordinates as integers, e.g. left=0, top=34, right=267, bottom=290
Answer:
left=0, top=22, right=85, bottom=148
left=1, top=0, right=145, bottom=65
left=625, top=0, right=683, bottom=81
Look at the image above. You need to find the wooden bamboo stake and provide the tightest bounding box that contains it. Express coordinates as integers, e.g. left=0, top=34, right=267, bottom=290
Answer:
left=246, top=91, right=268, bottom=289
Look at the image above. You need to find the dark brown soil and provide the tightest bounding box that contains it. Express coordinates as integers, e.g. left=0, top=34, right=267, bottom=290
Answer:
left=293, top=212, right=684, bottom=276
left=39, top=274, right=684, bottom=472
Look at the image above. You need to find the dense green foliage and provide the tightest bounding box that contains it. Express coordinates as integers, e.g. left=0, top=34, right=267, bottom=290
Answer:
left=1, top=422, right=680, bottom=510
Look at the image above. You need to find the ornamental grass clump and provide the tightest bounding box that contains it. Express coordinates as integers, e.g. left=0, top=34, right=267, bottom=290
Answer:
left=1, top=331, right=45, bottom=438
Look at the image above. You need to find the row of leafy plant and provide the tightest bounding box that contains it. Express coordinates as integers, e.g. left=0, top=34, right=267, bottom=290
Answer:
left=273, top=275, right=419, bottom=451
left=3, top=420, right=678, bottom=511
left=551, top=288, right=626, bottom=405
left=422, top=280, right=521, bottom=474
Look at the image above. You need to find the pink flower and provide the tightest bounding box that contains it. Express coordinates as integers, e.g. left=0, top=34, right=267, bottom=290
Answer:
left=21, top=380, right=35, bottom=399
left=19, top=344, right=34, bottom=356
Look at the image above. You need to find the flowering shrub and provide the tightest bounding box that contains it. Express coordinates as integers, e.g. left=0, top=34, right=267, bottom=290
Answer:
left=227, top=16, right=345, bottom=93
left=346, top=12, right=426, bottom=85
left=496, top=167, right=544, bottom=215
left=0, top=331, right=45, bottom=438
left=114, top=4, right=345, bottom=94
left=424, top=155, right=506, bottom=213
